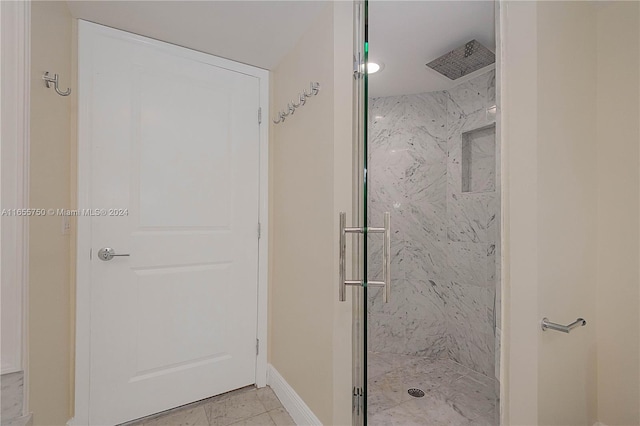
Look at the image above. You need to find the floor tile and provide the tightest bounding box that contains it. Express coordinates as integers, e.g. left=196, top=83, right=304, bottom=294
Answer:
left=256, top=387, right=282, bottom=411
left=205, top=389, right=267, bottom=426
left=267, top=408, right=296, bottom=426
left=143, top=406, right=209, bottom=426
left=228, top=412, right=275, bottom=426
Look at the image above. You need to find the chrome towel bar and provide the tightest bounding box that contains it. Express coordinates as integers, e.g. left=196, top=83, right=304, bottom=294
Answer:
left=541, top=317, right=586, bottom=333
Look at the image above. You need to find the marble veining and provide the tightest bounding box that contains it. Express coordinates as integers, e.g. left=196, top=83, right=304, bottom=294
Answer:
left=368, top=69, right=499, bottom=378
left=1, top=371, right=24, bottom=423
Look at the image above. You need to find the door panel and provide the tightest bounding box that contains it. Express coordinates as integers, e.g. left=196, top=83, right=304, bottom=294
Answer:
left=80, top=21, right=260, bottom=425
left=352, top=1, right=368, bottom=425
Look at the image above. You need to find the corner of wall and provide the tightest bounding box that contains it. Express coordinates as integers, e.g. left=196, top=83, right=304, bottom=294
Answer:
left=500, top=1, right=539, bottom=424
left=269, top=3, right=337, bottom=424
left=28, top=1, right=74, bottom=424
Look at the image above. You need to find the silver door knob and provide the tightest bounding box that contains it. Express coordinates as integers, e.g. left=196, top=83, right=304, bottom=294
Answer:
left=97, top=247, right=130, bottom=261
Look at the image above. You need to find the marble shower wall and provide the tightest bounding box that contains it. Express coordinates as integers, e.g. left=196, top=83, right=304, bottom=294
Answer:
left=367, top=69, right=499, bottom=378
left=1, top=371, right=24, bottom=424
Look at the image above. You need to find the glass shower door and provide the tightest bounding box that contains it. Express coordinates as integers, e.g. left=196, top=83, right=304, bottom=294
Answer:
left=363, top=3, right=500, bottom=425
left=350, top=1, right=368, bottom=425
left=350, top=1, right=393, bottom=423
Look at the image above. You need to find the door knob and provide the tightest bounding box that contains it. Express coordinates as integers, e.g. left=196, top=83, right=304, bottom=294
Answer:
left=97, top=247, right=130, bottom=261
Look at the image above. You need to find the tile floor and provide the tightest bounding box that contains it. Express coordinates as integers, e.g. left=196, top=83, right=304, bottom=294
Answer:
left=120, top=386, right=295, bottom=426
left=368, top=352, right=498, bottom=426
left=118, top=354, right=496, bottom=426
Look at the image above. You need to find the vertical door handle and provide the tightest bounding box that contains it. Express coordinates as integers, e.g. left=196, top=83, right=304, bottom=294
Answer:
left=338, top=212, right=391, bottom=302
left=339, top=212, right=364, bottom=301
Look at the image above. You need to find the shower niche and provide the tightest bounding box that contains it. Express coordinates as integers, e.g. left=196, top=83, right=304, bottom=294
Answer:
left=461, top=124, right=496, bottom=194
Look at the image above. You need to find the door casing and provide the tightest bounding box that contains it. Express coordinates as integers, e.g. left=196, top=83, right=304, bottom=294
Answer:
left=70, top=20, right=270, bottom=426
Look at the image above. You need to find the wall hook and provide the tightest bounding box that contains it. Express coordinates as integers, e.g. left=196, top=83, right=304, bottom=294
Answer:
left=273, top=81, right=320, bottom=125
left=304, top=82, right=320, bottom=98
left=43, top=72, right=71, bottom=96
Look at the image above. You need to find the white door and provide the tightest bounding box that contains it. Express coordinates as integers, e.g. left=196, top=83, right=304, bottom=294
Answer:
left=79, top=21, right=262, bottom=425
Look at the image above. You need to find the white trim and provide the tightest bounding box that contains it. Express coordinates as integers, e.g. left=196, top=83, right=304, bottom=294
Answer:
left=255, top=47, right=269, bottom=389
left=0, top=0, right=30, bottom=415
left=73, top=20, right=269, bottom=425
left=267, top=365, right=322, bottom=426
left=0, top=0, right=30, bottom=376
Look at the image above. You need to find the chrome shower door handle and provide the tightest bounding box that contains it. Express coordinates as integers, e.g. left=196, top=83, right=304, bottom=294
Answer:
left=383, top=212, right=391, bottom=302
left=97, top=247, right=130, bottom=261
left=339, top=212, right=364, bottom=302
left=367, top=212, right=391, bottom=303
left=338, top=212, right=391, bottom=303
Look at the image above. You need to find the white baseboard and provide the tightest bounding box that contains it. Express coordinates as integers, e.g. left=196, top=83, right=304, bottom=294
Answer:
left=266, top=364, right=322, bottom=426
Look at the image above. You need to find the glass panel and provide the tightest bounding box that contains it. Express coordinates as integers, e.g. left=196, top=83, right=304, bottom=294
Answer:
left=352, top=1, right=368, bottom=425
left=365, top=2, right=500, bottom=425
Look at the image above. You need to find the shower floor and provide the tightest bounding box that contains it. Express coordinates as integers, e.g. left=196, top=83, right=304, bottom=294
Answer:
left=367, top=352, right=498, bottom=426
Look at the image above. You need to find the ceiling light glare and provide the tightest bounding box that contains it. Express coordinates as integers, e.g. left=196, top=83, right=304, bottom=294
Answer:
left=360, top=62, right=383, bottom=74
left=368, top=62, right=381, bottom=73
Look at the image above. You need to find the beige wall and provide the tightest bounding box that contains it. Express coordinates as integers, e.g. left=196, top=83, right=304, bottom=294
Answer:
left=269, top=3, right=353, bottom=424
left=500, top=2, right=540, bottom=423
left=330, top=3, right=355, bottom=425
left=537, top=3, right=599, bottom=424
left=25, top=2, right=640, bottom=425
left=29, top=1, right=73, bottom=425
left=503, top=1, right=640, bottom=424
left=271, top=5, right=335, bottom=424
left=595, top=2, right=640, bottom=425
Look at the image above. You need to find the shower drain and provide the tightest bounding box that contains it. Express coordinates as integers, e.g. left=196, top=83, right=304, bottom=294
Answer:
left=407, top=388, right=425, bottom=398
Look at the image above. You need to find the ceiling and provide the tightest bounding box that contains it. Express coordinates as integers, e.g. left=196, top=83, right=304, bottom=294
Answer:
left=368, top=1, right=496, bottom=97
left=65, top=1, right=328, bottom=70
left=66, top=1, right=495, bottom=97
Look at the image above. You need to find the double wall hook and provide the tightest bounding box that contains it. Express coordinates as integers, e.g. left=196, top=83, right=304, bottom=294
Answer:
left=292, top=93, right=307, bottom=108
left=303, top=82, right=320, bottom=98
left=43, top=72, right=71, bottom=96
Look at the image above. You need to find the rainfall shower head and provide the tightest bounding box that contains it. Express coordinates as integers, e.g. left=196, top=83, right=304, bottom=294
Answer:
left=426, top=39, right=495, bottom=80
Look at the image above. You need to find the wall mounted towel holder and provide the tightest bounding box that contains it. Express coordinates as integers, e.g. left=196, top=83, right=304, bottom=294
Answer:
left=541, top=317, right=586, bottom=333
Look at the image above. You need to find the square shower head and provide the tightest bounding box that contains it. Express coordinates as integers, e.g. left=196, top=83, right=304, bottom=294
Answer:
left=426, top=39, right=495, bottom=80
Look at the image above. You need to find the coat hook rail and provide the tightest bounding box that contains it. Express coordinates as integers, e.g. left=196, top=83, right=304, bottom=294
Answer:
left=273, top=82, right=320, bottom=124
left=43, top=72, right=71, bottom=96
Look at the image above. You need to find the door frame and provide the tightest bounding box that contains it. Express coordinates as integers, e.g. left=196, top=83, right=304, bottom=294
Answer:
left=70, top=21, right=269, bottom=426
left=0, top=0, right=31, bottom=418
